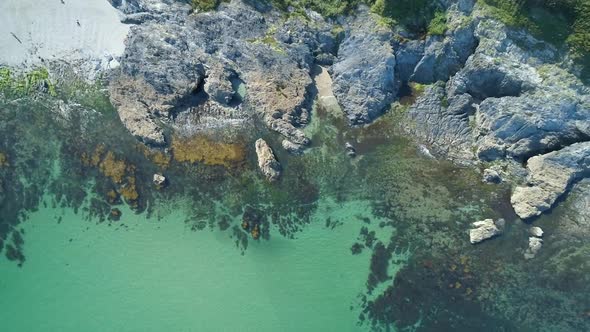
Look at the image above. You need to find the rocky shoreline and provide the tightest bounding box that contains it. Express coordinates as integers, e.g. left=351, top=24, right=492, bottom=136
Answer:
left=2, top=0, right=589, bottom=233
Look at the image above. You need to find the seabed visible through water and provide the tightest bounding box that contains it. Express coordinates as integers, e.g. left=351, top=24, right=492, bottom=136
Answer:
left=0, top=74, right=589, bottom=332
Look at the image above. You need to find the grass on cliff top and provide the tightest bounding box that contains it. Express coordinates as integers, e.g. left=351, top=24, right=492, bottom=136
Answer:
left=480, top=0, right=590, bottom=81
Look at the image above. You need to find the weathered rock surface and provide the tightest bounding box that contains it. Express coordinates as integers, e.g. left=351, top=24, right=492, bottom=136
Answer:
left=511, top=142, right=590, bottom=220
left=255, top=139, right=281, bottom=181
left=331, top=9, right=396, bottom=125
left=469, top=218, right=504, bottom=244
left=108, top=0, right=338, bottom=148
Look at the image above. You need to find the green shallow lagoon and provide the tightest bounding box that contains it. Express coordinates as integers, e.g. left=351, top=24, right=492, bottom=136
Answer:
left=0, top=198, right=389, bottom=332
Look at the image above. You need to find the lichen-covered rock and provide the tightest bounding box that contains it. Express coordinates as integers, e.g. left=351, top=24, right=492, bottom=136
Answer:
left=255, top=139, right=281, bottom=181
left=331, top=9, right=396, bottom=125
left=469, top=218, right=504, bottom=244
left=511, top=142, right=590, bottom=220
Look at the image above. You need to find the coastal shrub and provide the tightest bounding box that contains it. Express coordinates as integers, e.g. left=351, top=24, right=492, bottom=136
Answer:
left=427, top=11, right=447, bottom=35
left=191, top=0, right=220, bottom=11
left=0, top=67, right=56, bottom=97
left=369, top=0, right=441, bottom=33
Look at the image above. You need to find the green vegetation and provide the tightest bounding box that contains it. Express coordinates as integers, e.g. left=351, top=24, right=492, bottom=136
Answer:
left=191, top=0, right=221, bottom=11
left=427, top=11, right=447, bottom=35
left=479, top=0, right=590, bottom=81
left=0, top=67, right=56, bottom=98
left=369, top=0, right=441, bottom=32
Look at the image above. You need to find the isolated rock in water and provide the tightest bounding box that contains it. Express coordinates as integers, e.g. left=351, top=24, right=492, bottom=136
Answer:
left=153, top=173, right=166, bottom=186
left=511, top=142, right=590, bottom=220
left=255, top=139, right=281, bottom=182
left=530, top=226, right=544, bottom=238
left=469, top=218, right=504, bottom=244
left=524, top=237, right=543, bottom=259
left=331, top=9, right=396, bottom=125
left=482, top=168, right=501, bottom=184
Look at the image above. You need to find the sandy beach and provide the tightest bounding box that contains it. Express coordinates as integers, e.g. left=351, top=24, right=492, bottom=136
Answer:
left=0, top=0, right=129, bottom=69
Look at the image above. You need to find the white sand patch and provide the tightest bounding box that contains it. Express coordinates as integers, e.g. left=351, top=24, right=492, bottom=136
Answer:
left=0, top=0, right=129, bottom=70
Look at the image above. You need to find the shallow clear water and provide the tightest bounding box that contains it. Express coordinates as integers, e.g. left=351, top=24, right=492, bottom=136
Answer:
left=0, top=82, right=589, bottom=331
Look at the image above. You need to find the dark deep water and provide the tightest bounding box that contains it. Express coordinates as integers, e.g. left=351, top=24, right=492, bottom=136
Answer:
left=0, top=82, right=589, bottom=331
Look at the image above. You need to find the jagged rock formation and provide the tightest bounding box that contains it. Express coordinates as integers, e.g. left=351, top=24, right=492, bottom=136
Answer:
left=511, top=142, right=590, bottom=220
left=103, top=0, right=590, bottom=218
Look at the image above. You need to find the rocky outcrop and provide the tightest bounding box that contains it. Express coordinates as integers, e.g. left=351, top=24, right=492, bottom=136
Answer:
left=331, top=10, right=396, bottom=125
left=511, top=142, right=590, bottom=219
left=411, top=7, right=478, bottom=84
left=406, top=83, right=475, bottom=162
left=108, top=0, right=338, bottom=149
left=469, top=218, right=504, bottom=244
left=255, top=139, right=281, bottom=181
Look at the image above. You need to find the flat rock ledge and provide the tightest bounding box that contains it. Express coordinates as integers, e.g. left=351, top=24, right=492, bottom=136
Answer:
left=469, top=218, right=504, bottom=244
left=255, top=139, right=281, bottom=182
left=511, top=142, right=590, bottom=220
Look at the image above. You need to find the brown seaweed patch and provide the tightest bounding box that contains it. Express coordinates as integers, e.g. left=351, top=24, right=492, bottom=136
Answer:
left=171, top=135, right=246, bottom=168
left=136, top=144, right=171, bottom=169
left=81, top=145, right=140, bottom=208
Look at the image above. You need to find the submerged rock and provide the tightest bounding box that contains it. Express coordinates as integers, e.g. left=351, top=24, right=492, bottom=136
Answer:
left=511, top=142, right=590, bottom=220
left=482, top=168, right=501, bottom=184
left=345, top=142, right=356, bottom=158
left=469, top=218, right=504, bottom=244
left=530, top=226, right=544, bottom=238
left=255, top=139, right=281, bottom=182
left=524, top=237, right=543, bottom=260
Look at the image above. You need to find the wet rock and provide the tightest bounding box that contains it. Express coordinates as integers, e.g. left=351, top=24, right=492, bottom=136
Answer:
left=482, top=168, right=501, bottom=184
left=530, top=226, right=544, bottom=238
left=524, top=237, right=543, bottom=260
left=255, top=139, right=281, bottom=182
left=331, top=9, right=396, bottom=125
left=153, top=173, right=166, bottom=187
left=469, top=218, right=504, bottom=244
left=282, top=140, right=304, bottom=156
left=511, top=142, right=590, bottom=220
left=345, top=142, right=356, bottom=158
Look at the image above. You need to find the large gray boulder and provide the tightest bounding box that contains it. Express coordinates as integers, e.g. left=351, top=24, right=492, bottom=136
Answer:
left=511, top=142, right=590, bottom=220
left=331, top=9, right=396, bottom=125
